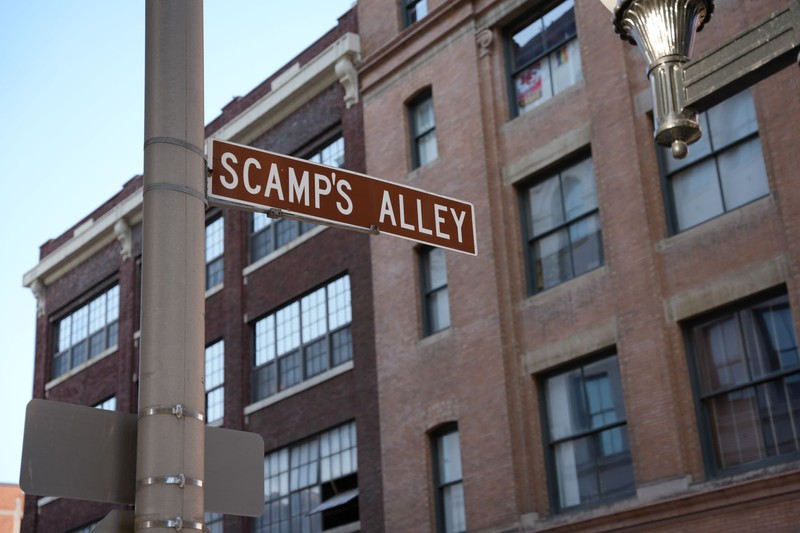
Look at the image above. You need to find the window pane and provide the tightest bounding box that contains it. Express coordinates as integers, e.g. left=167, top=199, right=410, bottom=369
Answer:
left=437, top=431, right=463, bottom=484
left=88, top=294, right=106, bottom=334
left=206, top=387, right=224, bottom=424
left=253, top=363, right=276, bottom=401
left=327, top=275, right=352, bottom=330
left=206, top=257, right=224, bottom=289
left=107, top=285, right=120, bottom=322
left=533, top=228, right=572, bottom=290
left=442, top=483, right=467, bottom=533
left=554, top=435, right=597, bottom=508
left=253, top=212, right=272, bottom=233
left=414, top=95, right=435, bottom=133
left=542, top=1, right=576, bottom=50
left=528, top=175, right=564, bottom=237
left=72, top=306, right=89, bottom=343
left=205, top=216, right=224, bottom=262
left=428, top=288, right=451, bottom=333
left=304, top=338, right=329, bottom=378
left=331, top=328, right=353, bottom=366
left=707, top=88, right=758, bottom=149
left=426, top=247, right=448, bottom=291
left=595, top=427, right=635, bottom=497
left=301, top=287, right=327, bottom=343
left=57, top=315, right=71, bottom=353
left=512, top=18, right=546, bottom=69
left=276, top=303, right=301, bottom=355
left=670, top=158, right=724, bottom=230
left=708, top=387, right=764, bottom=469
left=569, top=214, right=602, bottom=277
left=718, top=138, right=769, bottom=210
left=561, top=158, right=597, bottom=221
left=547, top=368, right=586, bottom=440
left=417, top=130, right=438, bottom=166
left=583, top=356, right=625, bottom=429
left=279, top=350, right=302, bottom=390
left=515, top=59, right=553, bottom=113
left=750, top=299, right=800, bottom=375
left=756, top=377, right=800, bottom=457
left=275, top=219, right=298, bottom=248
left=255, top=315, right=276, bottom=365
left=695, top=315, right=749, bottom=393
left=205, top=341, right=225, bottom=389
left=550, top=39, right=582, bottom=98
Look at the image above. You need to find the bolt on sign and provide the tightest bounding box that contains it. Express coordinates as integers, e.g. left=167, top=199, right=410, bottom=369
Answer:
left=207, top=139, right=477, bottom=255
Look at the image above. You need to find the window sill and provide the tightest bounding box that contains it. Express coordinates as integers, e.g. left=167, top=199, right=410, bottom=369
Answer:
left=205, top=282, right=224, bottom=299
left=417, top=326, right=452, bottom=348
left=244, top=360, right=354, bottom=415
left=243, top=225, right=328, bottom=278
left=323, top=521, right=361, bottom=533
left=45, top=345, right=118, bottom=391
left=519, top=265, right=609, bottom=312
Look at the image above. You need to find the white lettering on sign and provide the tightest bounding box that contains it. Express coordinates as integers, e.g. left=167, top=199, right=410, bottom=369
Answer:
left=208, top=139, right=477, bottom=255
left=216, top=151, right=354, bottom=216
left=377, top=190, right=467, bottom=243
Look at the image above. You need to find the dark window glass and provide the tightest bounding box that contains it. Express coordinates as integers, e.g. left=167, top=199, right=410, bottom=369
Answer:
left=204, top=513, right=223, bottom=533
left=543, top=354, right=635, bottom=510
left=205, top=340, right=225, bottom=424
left=421, top=246, right=451, bottom=335
left=433, top=425, right=467, bottom=533
left=688, top=293, right=800, bottom=471
left=523, top=156, right=603, bottom=293
left=205, top=215, right=224, bottom=290
left=662, top=89, right=769, bottom=232
left=404, top=0, right=428, bottom=27
left=410, top=90, right=438, bottom=169
left=508, top=0, right=581, bottom=115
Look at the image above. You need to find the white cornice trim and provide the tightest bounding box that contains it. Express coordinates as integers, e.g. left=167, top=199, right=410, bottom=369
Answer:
left=23, top=191, right=143, bottom=289
left=213, top=32, right=361, bottom=144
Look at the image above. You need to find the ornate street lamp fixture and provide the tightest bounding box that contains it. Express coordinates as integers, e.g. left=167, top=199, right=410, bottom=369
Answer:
left=600, top=0, right=800, bottom=158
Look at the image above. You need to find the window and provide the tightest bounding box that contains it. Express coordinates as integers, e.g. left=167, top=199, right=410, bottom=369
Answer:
left=404, top=0, right=428, bottom=27
left=662, top=89, right=769, bottom=232
left=522, top=156, right=603, bottom=293
left=205, top=340, right=225, bottom=424
left=307, top=135, right=345, bottom=169
left=53, top=284, right=120, bottom=379
left=205, top=215, right=224, bottom=290
left=421, top=246, right=450, bottom=335
left=253, top=422, right=358, bottom=533
left=687, top=293, right=800, bottom=472
left=252, top=275, right=353, bottom=402
left=205, top=512, right=223, bottom=533
left=409, top=90, right=438, bottom=169
left=432, top=425, right=467, bottom=533
left=507, top=0, right=582, bottom=116
left=249, top=136, right=344, bottom=264
left=94, top=396, right=117, bottom=411
left=543, top=354, right=635, bottom=510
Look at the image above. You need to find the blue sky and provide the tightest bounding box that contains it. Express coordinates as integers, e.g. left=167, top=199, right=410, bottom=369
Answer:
left=0, top=0, right=356, bottom=485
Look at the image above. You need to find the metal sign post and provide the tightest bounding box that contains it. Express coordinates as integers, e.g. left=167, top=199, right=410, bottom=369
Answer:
left=138, top=0, right=206, bottom=530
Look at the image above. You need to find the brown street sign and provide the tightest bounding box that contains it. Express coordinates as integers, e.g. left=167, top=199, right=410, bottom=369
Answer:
left=207, top=139, right=478, bottom=255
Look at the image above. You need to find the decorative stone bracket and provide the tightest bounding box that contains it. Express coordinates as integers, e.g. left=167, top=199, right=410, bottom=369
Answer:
left=336, top=54, right=360, bottom=109
left=114, top=218, right=133, bottom=261
left=31, top=279, right=46, bottom=317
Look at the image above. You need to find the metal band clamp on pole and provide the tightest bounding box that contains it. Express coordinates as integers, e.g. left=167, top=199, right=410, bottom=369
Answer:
left=137, top=473, right=204, bottom=489
left=134, top=516, right=204, bottom=531
left=139, top=404, right=205, bottom=422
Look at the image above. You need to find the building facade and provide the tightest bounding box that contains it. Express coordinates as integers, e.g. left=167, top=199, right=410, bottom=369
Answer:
left=359, top=0, right=800, bottom=531
left=22, top=1, right=800, bottom=532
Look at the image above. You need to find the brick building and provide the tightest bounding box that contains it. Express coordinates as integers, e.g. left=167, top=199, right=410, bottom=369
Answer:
left=22, top=1, right=800, bottom=532
left=358, top=0, right=800, bottom=531
left=0, top=484, right=24, bottom=533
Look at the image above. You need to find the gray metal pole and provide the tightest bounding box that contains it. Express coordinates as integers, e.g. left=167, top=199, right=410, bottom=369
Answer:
left=137, top=1, right=205, bottom=531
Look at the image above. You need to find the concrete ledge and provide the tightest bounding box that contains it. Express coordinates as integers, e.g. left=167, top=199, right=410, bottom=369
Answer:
left=637, top=475, right=692, bottom=504
left=664, top=255, right=789, bottom=322
left=503, top=121, right=592, bottom=185
left=523, top=318, right=617, bottom=375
